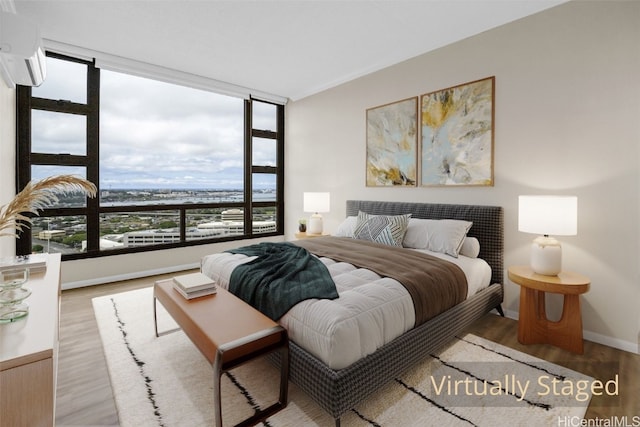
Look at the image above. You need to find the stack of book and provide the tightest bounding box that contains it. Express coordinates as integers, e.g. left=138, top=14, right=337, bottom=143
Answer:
left=0, top=254, right=48, bottom=274
left=172, top=272, right=217, bottom=299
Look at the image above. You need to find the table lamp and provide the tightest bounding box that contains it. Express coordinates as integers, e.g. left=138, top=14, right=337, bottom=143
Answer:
left=303, top=192, right=330, bottom=235
left=518, top=195, right=577, bottom=276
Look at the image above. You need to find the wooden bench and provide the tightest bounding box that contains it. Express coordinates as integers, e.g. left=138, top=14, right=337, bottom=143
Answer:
left=153, top=279, right=289, bottom=427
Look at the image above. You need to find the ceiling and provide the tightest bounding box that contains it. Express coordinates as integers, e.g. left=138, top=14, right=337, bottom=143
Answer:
left=11, top=0, right=566, bottom=101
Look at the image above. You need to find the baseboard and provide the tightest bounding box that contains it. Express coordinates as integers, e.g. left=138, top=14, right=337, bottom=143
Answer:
left=61, top=262, right=200, bottom=290
left=503, top=309, right=639, bottom=355
left=582, top=329, right=639, bottom=355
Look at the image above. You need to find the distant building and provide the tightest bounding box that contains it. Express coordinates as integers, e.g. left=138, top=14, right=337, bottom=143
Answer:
left=38, top=230, right=66, bottom=240
left=197, top=208, right=276, bottom=235
left=221, top=209, right=243, bottom=221
left=81, top=235, right=125, bottom=251
left=124, top=227, right=224, bottom=247
left=114, top=208, right=277, bottom=247
left=196, top=219, right=277, bottom=235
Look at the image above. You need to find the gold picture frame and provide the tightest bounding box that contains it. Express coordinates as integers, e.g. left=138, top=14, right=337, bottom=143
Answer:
left=420, top=77, right=495, bottom=186
left=365, top=97, right=418, bottom=187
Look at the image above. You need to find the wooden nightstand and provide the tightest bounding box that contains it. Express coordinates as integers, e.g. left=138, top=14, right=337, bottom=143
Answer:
left=508, top=265, right=590, bottom=354
left=294, top=232, right=328, bottom=239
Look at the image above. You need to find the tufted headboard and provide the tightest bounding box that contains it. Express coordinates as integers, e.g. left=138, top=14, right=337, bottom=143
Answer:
left=346, top=200, right=504, bottom=285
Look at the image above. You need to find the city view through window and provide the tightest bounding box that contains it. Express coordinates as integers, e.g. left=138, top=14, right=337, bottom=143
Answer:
left=19, top=54, right=283, bottom=257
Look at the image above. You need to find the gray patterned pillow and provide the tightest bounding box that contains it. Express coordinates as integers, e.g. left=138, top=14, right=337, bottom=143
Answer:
left=353, top=211, right=411, bottom=247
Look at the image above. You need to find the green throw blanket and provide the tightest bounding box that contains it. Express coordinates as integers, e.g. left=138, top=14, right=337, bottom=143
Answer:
left=226, top=242, right=338, bottom=320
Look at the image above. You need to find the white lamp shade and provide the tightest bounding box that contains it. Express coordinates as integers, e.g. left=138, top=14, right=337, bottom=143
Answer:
left=303, top=192, right=330, bottom=213
left=519, top=195, right=577, bottom=276
left=518, top=195, right=577, bottom=236
left=303, top=192, right=329, bottom=235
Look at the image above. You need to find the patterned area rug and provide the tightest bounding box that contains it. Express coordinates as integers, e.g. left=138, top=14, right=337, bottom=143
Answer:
left=93, top=287, right=593, bottom=426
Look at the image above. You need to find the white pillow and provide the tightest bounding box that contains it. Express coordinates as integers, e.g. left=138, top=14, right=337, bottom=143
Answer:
left=402, top=218, right=429, bottom=249
left=402, top=218, right=472, bottom=257
left=459, top=237, right=481, bottom=258
left=426, top=219, right=472, bottom=257
left=334, top=216, right=357, bottom=237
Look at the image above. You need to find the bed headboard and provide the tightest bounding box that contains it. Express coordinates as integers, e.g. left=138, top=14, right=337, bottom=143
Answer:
left=346, top=200, right=504, bottom=285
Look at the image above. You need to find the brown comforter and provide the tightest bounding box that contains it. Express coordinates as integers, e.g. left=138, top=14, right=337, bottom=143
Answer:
left=293, top=236, right=468, bottom=325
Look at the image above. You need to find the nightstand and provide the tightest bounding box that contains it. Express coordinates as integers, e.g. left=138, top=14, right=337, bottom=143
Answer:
left=294, top=232, right=328, bottom=239
left=508, top=265, right=590, bottom=354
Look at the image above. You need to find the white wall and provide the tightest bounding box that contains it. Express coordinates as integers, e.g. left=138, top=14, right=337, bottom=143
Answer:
left=0, top=84, right=15, bottom=258
left=285, top=1, right=640, bottom=353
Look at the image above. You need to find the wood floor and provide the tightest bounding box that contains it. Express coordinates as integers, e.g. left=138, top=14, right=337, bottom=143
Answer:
left=55, top=274, right=640, bottom=426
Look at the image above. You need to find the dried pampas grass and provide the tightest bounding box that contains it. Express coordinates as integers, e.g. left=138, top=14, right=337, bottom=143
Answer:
left=0, top=175, right=97, bottom=238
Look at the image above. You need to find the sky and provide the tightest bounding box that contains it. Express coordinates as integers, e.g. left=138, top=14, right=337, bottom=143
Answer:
left=30, top=56, right=277, bottom=190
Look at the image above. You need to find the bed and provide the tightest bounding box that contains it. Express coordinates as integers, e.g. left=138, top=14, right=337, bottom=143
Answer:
left=201, top=200, right=504, bottom=425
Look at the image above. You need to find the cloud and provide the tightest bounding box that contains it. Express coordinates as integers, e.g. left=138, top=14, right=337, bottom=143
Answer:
left=32, top=58, right=277, bottom=190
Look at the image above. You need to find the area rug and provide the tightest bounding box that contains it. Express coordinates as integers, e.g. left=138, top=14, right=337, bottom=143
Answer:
left=93, top=287, right=593, bottom=426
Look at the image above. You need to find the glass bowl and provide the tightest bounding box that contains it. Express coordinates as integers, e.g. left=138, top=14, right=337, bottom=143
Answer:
left=0, top=303, right=29, bottom=323
left=0, top=268, right=30, bottom=289
left=0, top=287, right=32, bottom=305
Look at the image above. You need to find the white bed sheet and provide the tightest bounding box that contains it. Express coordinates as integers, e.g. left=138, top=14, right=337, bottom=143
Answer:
left=200, top=248, right=491, bottom=370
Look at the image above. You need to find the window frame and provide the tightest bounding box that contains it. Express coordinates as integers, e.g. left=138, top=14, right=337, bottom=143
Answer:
left=15, top=52, right=285, bottom=260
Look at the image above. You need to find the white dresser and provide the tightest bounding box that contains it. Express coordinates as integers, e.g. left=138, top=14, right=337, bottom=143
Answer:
left=0, top=253, right=62, bottom=427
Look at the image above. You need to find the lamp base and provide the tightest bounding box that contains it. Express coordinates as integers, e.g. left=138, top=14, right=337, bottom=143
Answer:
left=307, top=213, right=323, bottom=235
left=530, top=236, right=562, bottom=276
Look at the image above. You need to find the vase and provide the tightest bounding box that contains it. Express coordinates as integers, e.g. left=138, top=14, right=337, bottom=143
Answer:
left=0, top=268, right=31, bottom=323
left=298, top=223, right=306, bottom=232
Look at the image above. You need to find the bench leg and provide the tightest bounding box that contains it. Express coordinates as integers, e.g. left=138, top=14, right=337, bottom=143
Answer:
left=153, top=296, right=181, bottom=337
left=153, top=297, right=159, bottom=337
left=279, top=340, right=289, bottom=406
left=213, top=359, right=224, bottom=427
left=213, top=336, right=289, bottom=427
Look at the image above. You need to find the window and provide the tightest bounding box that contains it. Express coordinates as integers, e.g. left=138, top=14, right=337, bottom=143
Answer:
left=16, top=53, right=284, bottom=259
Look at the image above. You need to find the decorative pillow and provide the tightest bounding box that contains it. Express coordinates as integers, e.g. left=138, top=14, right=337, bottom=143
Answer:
left=425, top=219, right=473, bottom=257
left=402, top=218, right=473, bottom=257
left=334, top=216, right=357, bottom=238
left=459, top=236, right=481, bottom=258
left=402, top=218, right=429, bottom=249
left=353, top=211, right=411, bottom=247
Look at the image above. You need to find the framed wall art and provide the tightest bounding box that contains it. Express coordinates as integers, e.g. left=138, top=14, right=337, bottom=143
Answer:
left=366, top=97, right=418, bottom=187
left=420, top=76, right=495, bottom=186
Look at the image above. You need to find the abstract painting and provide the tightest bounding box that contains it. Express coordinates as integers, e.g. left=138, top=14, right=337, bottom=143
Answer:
left=366, top=97, right=417, bottom=186
left=420, top=77, right=494, bottom=186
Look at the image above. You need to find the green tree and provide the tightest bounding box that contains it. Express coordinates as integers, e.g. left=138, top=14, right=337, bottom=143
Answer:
left=157, top=220, right=178, bottom=229
left=63, top=233, right=87, bottom=248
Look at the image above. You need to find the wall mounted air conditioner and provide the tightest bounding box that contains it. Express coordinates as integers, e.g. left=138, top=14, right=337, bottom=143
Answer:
left=0, top=11, right=46, bottom=88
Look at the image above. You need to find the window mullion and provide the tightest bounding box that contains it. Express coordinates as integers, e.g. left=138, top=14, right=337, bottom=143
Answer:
left=179, top=209, right=186, bottom=242
left=29, top=153, right=88, bottom=166
left=15, top=86, right=33, bottom=255
left=244, top=99, right=253, bottom=237
left=31, top=98, right=89, bottom=115
left=276, top=103, right=285, bottom=234
left=85, top=62, right=100, bottom=253
left=252, top=166, right=277, bottom=174
left=252, top=129, right=277, bottom=139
